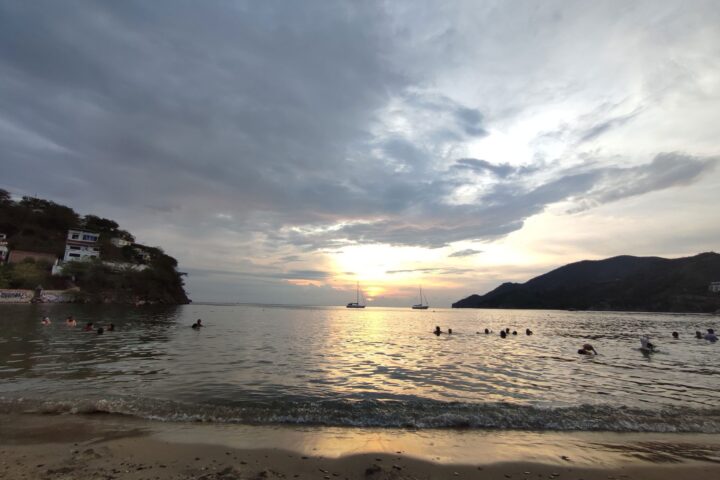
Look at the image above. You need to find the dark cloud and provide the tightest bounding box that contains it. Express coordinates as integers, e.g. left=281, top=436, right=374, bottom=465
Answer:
left=0, top=1, right=718, bottom=304
left=385, top=267, right=474, bottom=275
left=449, top=249, right=483, bottom=258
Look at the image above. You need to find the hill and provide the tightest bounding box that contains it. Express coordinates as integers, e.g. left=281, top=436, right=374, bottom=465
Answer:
left=452, top=253, right=720, bottom=313
left=0, top=189, right=189, bottom=304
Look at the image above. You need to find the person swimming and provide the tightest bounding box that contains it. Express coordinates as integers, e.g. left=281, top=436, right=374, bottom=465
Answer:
left=705, top=329, right=718, bottom=342
left=66, top=316, right=77, bottom=327
left=484, top=328, right=490, bottom=334
left=83, top=322, right=93, bottom=332
left=448, top=328, right=453, bottom=334
left=433, top=326, right=441, bottom=335
left=640, top=335, right=656, bottom=352
left=578, top=343, right=598, bottom=355
left=505, top=328, right=510, bottom=334
left=108, top=323, right=115, bottom=331
left=41, top=316, right=51, bottom=325
left=512, top=330, right=517, bottom=335
left=500, top=330, right=507, bottom=338
left=526, top=328, right=533, bottom=335
left=191, top=319, right=204, bottom=329
left=672, top=331, right=679, bottom=339
left=97, top=327, right=104, bottom=335
left=696, top=331, right=703, bottom=339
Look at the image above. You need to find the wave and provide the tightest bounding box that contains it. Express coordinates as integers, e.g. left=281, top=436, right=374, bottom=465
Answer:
left=2, top=395, right=719, bottom=433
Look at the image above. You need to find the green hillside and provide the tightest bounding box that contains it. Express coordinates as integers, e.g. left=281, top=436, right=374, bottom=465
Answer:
left=0, top=189, right=189, bottom=304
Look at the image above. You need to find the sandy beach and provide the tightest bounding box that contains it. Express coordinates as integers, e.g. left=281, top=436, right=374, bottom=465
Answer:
left=2, top=413, right=720, bottom=480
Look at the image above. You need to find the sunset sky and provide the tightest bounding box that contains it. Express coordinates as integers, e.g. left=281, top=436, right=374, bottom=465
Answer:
left=1, top=1, right=719, bottom=306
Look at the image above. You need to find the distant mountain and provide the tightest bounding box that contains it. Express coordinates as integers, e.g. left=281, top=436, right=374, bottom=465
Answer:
left=452, top=252, right=720, bottom=313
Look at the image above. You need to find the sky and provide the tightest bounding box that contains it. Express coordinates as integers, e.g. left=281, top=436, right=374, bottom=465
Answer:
left=1, top=0, right=719, bottom=306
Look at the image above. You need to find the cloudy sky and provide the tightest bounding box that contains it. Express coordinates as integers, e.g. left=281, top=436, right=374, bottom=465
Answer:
left=1, top=0, right=719, bottom=306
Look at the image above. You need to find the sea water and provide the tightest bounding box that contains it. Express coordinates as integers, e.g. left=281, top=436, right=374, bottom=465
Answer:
left=1, top=304, right=718, bottom=432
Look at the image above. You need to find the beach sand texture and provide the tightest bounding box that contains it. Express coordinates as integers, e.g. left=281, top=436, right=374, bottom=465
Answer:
left=2, top=413, right=720, bottom=480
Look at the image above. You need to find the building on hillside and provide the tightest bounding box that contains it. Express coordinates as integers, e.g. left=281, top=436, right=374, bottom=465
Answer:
left=710, top=281, right=720, bottom=293
left=7, top=250, right=58, bottom=265
left=63, top=229, right=101, bottom=262
left=0, top=233, right=8, bottom=263
left=110, top=237, right=132, bottom=248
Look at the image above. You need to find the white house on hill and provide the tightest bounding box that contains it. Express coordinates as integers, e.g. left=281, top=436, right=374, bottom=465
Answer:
left=63, top=229, right=100, bottom=262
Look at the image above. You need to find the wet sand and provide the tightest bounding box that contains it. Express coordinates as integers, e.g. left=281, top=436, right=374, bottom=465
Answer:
left=2, top=413, right=720, bottom=480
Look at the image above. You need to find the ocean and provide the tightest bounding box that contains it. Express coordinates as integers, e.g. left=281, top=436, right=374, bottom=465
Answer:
left=1, top=304, right=719, bottom=432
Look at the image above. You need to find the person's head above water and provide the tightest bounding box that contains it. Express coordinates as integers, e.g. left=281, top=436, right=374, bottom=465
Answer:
left=696, top=331, right=703, bottom=338
left=526, top=328, right=533, bottom=335
left=672, top=331, right=679, bottom=338
left=505, top=328, right=510, bottom=333
left=500, top=330, right=507, bottom=338
left=512, top=330, right=517, bottom=335
left=484, top=328, right=490, bottom=334
left=708, top=329, right=715, bottom=334
left=97, top=327, right=104, bottom=335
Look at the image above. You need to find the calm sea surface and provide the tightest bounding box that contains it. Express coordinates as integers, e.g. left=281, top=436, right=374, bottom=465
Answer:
left=1, top=304, right=719, bottom=432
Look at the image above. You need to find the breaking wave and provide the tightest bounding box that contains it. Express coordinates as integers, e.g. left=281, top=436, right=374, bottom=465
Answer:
left=2, top=395, right=720, bottom=433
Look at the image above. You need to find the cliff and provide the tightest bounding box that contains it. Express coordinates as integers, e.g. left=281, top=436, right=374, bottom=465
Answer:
left=452, top=252, right=720, bottom=313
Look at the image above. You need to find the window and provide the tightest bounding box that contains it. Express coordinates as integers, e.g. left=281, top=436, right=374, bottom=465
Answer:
left=70, top=246, right=80, bottom=250
left=71, top=234, right=79, bottom=239
left=82, top=234, right=97, bottom=241
left=69, top=253, right=80, bottom=258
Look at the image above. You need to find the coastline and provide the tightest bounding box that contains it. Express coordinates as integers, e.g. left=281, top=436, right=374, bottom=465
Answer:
left=2, top=413, right=720, bottom=480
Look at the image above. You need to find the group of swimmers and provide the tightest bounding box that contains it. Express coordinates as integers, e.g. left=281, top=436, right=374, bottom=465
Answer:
left=40, top=315, right=114, bottom=334
left=433, top=326, right=534, bottom=337
left=431, top=323, right=717, bottom=356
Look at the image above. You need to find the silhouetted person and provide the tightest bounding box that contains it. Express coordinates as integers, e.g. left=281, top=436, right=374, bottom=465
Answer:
left=696, top=331, right=703, bottom=339
left=640, top=336, right=656, bottom=352
left=578, top=343, right=597, bottom=355
left=706, top=329, right=718, bottom=342
left=83, top=322, right=93, bottom=332
left=672, top=331, right=679, bottom=339
left=500, top=330, right=507, bottom=338
left=41, top=316, right=51, bottom=325
left=97, top=327, right=104, bottom=335
left=505, top=328, right=510, bottom=334
left=434, top=326, right=441, bottom=335
left=108, top=323, right=115, bottom=332
left=512, top=330, right=517, bottom=335
left=526, top=328, right=533, bottom=335
left=448, top=328, right=453, bottom=334
left=484, top=328, right=490, bottom=334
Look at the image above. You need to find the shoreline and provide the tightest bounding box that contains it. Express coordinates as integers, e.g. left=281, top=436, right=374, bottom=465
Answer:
left=2, top=413, right=720, bottom=480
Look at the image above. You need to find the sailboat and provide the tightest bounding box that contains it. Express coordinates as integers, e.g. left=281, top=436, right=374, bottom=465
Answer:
left=412, top=286, right=429, bottom=310
left=346, top=281, right=366, bottom=308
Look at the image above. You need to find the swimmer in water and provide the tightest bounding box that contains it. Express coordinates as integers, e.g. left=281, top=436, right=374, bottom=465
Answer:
left=500, top=330, right=507, bottom=338
left=526, top=328, right=533, bottom=335
left=696, top=331, right=703, bottom=339
left=108, top=323, right=115, bottom=331
left=705, top=329, right=718, bottom=342
left=484, top=328, right=490, bottom=334
left=434, top=326, right=441, bottom=335
left=41, top=316, right=51, bottom=325
left=578, top=343, right=598, bottom=355
left=640, top=335, right=656, bottom=352
left=191, top=319, right=204, bottom=329
left=83, top=322, right=94, bottom=332
left=672, top=331, right=679, bottom=339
